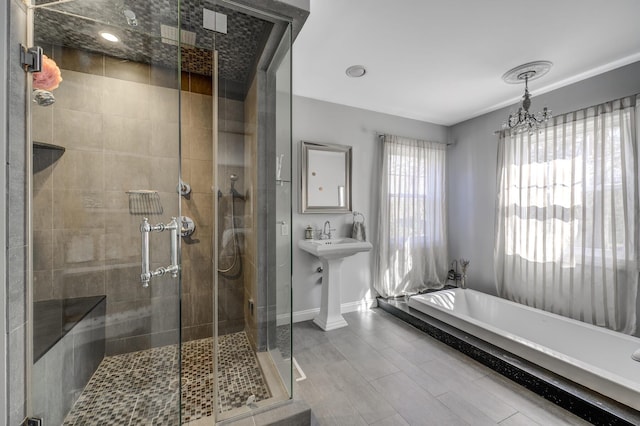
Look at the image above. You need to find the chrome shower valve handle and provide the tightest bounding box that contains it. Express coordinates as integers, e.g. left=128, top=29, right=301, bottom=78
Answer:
left=180, top=216, right=196, bottom=238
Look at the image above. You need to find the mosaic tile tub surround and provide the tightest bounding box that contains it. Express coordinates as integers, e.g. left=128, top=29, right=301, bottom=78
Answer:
left=63, top=332, right=271, bottom=425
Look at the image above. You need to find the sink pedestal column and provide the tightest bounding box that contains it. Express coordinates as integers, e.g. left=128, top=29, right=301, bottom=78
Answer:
left=298, top=238, right=372, bottom=332
left=313, top=258, right=349, bottom=331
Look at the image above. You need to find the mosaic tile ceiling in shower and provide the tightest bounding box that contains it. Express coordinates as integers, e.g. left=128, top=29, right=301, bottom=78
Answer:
left=63, top=332, right=270, bottom=425
left=34, top=0, right=273, bottom=82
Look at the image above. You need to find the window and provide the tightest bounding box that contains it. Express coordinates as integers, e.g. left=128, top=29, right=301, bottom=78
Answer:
left=374, top=135, right=447, bottom=298
left=494, top=96, right=638, bottom=333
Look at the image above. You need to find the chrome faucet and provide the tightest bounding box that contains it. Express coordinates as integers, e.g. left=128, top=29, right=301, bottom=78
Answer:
left=321, top=220, right=335, bottom=239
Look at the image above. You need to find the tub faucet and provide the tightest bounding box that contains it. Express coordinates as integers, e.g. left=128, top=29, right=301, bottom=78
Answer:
left=321, top=220, right=335, bottom=239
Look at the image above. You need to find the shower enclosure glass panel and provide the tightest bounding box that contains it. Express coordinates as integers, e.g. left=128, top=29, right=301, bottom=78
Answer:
left=210, top=1, right=293, bottom=421
left=271, top=26, right=293, bottom=397
left=28, top=0, right=183, bottom=423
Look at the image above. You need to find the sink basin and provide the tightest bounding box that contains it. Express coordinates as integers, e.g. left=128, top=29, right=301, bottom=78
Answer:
left=299, top=238, right=372, bottom=260
left=298, top=238, right=372, bottom=331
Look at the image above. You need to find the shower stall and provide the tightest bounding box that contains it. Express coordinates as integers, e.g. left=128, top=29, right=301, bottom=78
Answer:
left=26, top=0, right=302, bottom=423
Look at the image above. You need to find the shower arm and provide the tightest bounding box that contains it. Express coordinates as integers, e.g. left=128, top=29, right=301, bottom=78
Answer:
left=140, top=217, right=179, bottom=287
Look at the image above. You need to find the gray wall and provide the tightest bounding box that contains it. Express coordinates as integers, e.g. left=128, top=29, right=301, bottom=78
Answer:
left=447, top=60, right=640, bottom=332
left=291, top=96, right=448, bottom=317
left=292, top=61, right=640, bottom=324
left=4, top=0, right=29, bottom=424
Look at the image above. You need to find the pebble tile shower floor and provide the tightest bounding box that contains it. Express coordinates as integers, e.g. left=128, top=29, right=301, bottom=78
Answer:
left=63, top=332, right=270, bottom=425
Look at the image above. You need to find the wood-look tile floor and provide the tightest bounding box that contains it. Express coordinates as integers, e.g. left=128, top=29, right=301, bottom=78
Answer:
left=293, top=308, right=591, bottom=426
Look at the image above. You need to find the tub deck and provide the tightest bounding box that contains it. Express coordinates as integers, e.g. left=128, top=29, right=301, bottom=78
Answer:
left=378, top=289, right=640, bottom=425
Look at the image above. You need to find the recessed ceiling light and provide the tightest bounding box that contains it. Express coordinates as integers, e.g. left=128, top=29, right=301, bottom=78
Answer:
left=345, top=65, right=366, bottom=78
left=99, top=31, right=120, bottom=42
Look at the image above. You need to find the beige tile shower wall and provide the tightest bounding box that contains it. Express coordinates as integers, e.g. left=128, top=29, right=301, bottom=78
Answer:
left=181, top=89, right=215, bottom=343
left=31, top=50, right=185, bottom=355
left=217, top=96, right=247, bottom=336
left=243, top=76, right=259, bottom=349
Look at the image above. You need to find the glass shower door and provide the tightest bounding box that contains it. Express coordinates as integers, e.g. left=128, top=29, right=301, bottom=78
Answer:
left=28, top=0, right=183, bottom=423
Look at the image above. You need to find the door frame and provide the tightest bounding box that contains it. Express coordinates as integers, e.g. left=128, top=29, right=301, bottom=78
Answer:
left=0, top=0, right=9, bottom=421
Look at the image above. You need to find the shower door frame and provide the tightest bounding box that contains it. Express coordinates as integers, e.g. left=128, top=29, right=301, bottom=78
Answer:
left=0, top=1, right=9, bottom=421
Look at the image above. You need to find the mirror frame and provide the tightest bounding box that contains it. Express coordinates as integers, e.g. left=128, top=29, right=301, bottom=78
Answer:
left=300, top=141, right=352, bottom=213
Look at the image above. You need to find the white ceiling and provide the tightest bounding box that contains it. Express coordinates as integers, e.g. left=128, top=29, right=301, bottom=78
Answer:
left=292, top=0, right=640, bottom=126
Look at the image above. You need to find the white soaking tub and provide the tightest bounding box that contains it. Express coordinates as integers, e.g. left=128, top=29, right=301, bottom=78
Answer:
left=408, top=288, right=640, bottom=412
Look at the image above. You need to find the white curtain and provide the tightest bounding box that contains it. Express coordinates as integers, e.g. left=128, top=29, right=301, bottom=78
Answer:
left=494, top=95, right=639, bottom=334
left=374, top=135, right=447, bottom=298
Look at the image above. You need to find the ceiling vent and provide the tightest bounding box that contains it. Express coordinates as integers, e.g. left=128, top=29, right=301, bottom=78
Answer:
left=160, top=25, right=196, bottom=47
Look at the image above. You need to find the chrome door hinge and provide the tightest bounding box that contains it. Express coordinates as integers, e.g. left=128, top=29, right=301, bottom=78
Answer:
left=20, top=45, right=43, bottom=72
left=23, top=418, right=43, bottom=426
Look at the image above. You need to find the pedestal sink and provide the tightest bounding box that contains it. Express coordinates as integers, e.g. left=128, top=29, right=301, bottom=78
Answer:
left=298, top=238, right=373, bottom=331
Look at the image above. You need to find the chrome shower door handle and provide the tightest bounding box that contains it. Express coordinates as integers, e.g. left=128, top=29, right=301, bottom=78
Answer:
left=139, top=217, right=179, bottom=287
left=141, top=218, right=152, bottom=286
left=168, top=218, right=179, bottom=277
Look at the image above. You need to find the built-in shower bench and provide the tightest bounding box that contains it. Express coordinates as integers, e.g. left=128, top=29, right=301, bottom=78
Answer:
left=32, top=295, right=106, bottom=425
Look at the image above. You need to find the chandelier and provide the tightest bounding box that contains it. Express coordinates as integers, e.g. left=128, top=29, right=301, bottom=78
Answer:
left=502, top=61, right=553, bottom=134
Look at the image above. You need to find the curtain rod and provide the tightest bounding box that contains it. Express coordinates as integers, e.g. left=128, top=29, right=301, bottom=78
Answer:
left=376, top=132, right=454, bottom=146
left=493, top=92, right=639, bottom=135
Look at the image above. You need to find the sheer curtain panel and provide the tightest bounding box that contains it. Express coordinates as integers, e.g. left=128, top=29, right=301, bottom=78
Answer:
left=494, top=95, right=639, bottom=334
left=374, top=135, right=447, bottom=298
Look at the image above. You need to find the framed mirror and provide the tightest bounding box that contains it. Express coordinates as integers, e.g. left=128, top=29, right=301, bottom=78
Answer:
left=300, top=141, right=352, bottom=213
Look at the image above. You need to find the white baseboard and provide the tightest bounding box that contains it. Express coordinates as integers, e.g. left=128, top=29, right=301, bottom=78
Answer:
left=276, top=299, right=378, bottom=326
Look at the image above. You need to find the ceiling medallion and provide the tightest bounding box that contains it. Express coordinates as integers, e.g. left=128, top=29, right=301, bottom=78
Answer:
left=502, top=61, right=553, bottom=134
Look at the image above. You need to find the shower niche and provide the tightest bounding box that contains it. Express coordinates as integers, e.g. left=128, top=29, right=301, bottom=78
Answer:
left=28, top=0, right=301, bottom=423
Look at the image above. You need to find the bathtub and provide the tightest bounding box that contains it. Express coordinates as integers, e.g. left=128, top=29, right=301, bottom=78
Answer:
left=408, top=288, right=640, bottom=412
